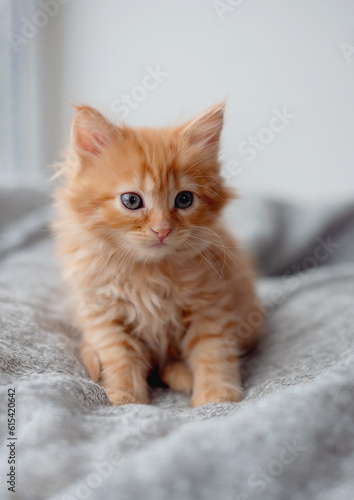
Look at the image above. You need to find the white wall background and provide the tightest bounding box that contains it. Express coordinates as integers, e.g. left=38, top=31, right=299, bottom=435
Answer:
left=15, top=0, right=354, bottom=202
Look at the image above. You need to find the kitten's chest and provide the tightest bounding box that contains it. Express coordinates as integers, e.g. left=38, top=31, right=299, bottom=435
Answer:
left=113, top=271, right=191, bottom=357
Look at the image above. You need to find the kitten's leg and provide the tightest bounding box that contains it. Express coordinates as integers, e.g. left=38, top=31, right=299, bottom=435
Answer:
left=83, top=327, right=150, bottom=405
left=81, top=340, right=101, bottom=382
left=184, top=324, right=243, bottom=407
left=160, top=361, right=193, bottom=393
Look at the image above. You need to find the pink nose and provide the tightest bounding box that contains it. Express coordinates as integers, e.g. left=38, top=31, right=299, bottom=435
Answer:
left=151, top=227, right=172, bottom=243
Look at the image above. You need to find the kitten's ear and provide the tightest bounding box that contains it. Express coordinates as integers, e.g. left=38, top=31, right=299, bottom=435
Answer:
left=180, top=102, right=225, bottom=154
left=71, top=106, right=117, bottom=157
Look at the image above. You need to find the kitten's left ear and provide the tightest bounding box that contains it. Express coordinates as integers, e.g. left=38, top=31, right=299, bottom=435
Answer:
left=180, top=102, right=225, bottom=154
left=71, top=105, right=117, bottom=157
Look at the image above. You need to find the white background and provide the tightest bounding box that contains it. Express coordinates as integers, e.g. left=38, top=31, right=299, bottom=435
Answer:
left=6, top=0, right=354, bottom=203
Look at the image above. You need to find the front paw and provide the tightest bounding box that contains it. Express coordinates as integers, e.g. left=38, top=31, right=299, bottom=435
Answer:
left=106, top=389, right=150, bottom=406
left=105, top=389, right=138, bottom=406
left=81, top=342, right=101, bottom=382
left=105, top=389, right=150, bottom=406
left=192, top=385, right=243, bottom=407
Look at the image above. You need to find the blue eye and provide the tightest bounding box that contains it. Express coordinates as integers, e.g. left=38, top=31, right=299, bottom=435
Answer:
left=121, top=193, right=143, bottom=210
left=175, top=191, right=193, bottom=209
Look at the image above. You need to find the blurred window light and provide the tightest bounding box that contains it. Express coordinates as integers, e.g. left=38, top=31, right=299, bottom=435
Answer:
left=0, top=0, right=41, bottom=187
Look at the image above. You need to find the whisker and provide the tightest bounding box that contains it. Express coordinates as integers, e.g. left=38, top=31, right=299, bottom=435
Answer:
left=190, top=227, right=256, bottom=279
left=188, top=241, right=223, bottom=279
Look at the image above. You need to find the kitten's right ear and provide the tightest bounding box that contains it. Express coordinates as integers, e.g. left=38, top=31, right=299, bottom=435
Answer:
left=71, top=106, right=117, bottom=157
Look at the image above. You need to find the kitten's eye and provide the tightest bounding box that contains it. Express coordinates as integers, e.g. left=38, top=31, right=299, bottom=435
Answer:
left=175, top=191, right=194, bottom=209
left=121, top=193, right=143, bottom=210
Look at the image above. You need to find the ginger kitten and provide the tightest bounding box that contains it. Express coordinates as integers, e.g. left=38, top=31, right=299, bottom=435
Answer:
left=53, top=103, right=264, bottom=406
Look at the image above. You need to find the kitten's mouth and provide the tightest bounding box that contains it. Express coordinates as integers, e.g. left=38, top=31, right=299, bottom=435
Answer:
left=149, top=241, right=168, bottom=249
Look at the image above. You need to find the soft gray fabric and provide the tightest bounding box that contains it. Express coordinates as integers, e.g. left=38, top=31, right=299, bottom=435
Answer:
left=0, top=188, right=354, bottom=500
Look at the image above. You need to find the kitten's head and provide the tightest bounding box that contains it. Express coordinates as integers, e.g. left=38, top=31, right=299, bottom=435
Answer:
left=58, top=103, right=234, bottom=263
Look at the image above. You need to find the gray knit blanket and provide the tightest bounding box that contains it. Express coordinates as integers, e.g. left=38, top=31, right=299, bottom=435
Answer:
left=0, top=188, right=353, bottom=500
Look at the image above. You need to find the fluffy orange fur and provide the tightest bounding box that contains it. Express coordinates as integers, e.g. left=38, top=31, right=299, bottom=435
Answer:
left=52, top=103, right=264, bottom=406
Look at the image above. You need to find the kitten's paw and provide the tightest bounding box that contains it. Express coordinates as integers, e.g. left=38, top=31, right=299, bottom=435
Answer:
left=161, top=361, right=193, bottom=393
left=105, top=389, right=150, bottom=406
left=81, top=342, right=101, bottom=382
left=192, top=386, right=243, bottom=407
